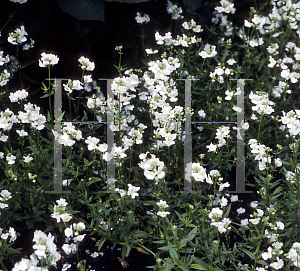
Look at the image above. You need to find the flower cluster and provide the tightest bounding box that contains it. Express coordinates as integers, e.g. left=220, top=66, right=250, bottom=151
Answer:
left=52, top=122, right=83, bottom=147
left=248, top=139, right=273, bottom=171
left=116, top=183, right=141, bottom=199
left=199, top=43, right=217, bottom=59
left=62, top=222, right=86, bottom=255
left=0, top=51, right=10, bottom=66
left=0, top=189, right=12, bottom=216
left=22, top=38, right=35, bottom=51
left=138, top=152, right=165, bottom=181
left=211, top=11, right=234, bottom=36
left=87, top=92, right=107, bottom=118
left=7, top=25, right=27, bottom=45
left=287, top=242, right=300, bottom=267
left=0, top=108, right=17, bottom=132
left=12, top=230, right=61, bottom=270
left=279, top=109, right=300, bottom=136
left=156, top=199, right=170, bottom=217
left=0, top=69, right=10, bottom=86
left=63, top=79, right=83, bottom=94
left=249, top=91, right=275, bottom=118
left=78, top=56, right=95, bottom=71
left=135, top=12, right=150, bottom=24
left=39, top=52, right=59, bottom=67
left=50, top=198, right=72, bottom=223
left=17, top=103, right=47, bottom=130
left=0, top=226, right=17, bottom=244
left=214, top=0, right=236, bottom=14
left=206, top=126, right=230, bottom=153
left=9, top=89, right=28, bottom=103
left=182, top=19, right=203, bottom=33
left=209, top=64, right=231, bottom=84
left=166, top=0, right=183, bottom=20
left=141, top=57, right=185, bottom=145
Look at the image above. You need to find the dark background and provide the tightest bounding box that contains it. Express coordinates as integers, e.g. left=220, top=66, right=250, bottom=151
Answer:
left=0, top=0, right=214, bottom=84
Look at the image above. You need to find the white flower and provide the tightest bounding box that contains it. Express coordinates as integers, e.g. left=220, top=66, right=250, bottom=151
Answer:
left=78, top=56, right=95, bottom=71
left=198, top=109, right=206, bottom=118
left=209, top=207, right=223, bottom=222
left=9, top=89, right=28, bottom=103
left=249, top=218, right=260, bottom=225
left=56, top=198, right=68, bottom=207
left=230, top=195, right=238, bottom=202
left=274, top=158, right=282, bottom=167
left=127, top=184, right=140, bottom=199
left=157, top=211, right=170, bottom=217
left=61, top=213, right=72, bottom=222
left=6, top=155, right=16, bottom=165
left=16, top=130, right=28, bottom=136
left=250, top=201, right=258, bottom=208
left=73, top=234, right=85, bottom=243
left=91, top=252, right=99, bottom=258
left=135, top=12, right=150, bottom=24
left=276, top=221, right=284, bottom=230
left=232, top=106, right=242, bottom=112
left=7, top=25, right=27, bottom=45
left=166, top=0, right=183, bottom=20
left=270, top=257, right=284, bottom=270
left=220, top=196, right=228, bottom=207
left=236, top=207, right=245, bottom=215
left=262, top=246, right=272, bottom=260
left=227, top=59, right=236, bottom=65
left=206, top=142, right=217, bottom=153
left=156, top=200, right=169, bottom=209
left=62, top=263, right=72, bottom=271
left=244, top=20, right=252, bottom=27
left=39, top=53, right=59, bottom=67
left=240, top=218, right=248, bottom=226
left=64, top=227, right=73, bottom=238
left=281, top=69, right=290, bottom=79
left=219, top=182, right=230, bottom=191
left=23, top=155, right=33, bottom=163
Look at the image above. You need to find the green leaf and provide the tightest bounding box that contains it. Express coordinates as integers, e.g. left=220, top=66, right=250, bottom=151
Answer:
left=241, top=248, right=255, bottom=260
left=57, top=0, right=105, bottom=21
left=272, top=186, right=284, bottom=196
left=178, top=228, right=197, bottom=249
left=189, top=264, right=209, bottom=270
left=158, top=244, right=176, bottom=251
left=179, top=263, right=190, bottom=271
left=169, top=248, right=179, bottom=263
left=257, top=260, right=268, bottom=266
left=98, top=237, right=106, bottom=251
left=191, top=256, right=210, bottom=270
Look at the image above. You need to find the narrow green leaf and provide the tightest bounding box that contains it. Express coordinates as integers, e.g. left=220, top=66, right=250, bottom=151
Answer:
left=169, top=248, right=179, bottom=263
left=241, top=248, right=255, bottom=259
left=189, top=264, right=209, bottom=270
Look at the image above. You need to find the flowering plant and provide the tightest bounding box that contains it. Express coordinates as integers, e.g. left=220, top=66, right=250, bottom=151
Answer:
left=1, top=0, right=300, bottom=270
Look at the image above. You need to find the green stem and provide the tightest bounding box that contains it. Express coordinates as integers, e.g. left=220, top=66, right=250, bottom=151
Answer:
left=141, top=24, right=147, bottom=62
left=48, top=66, right=53, bottom=128
left=76, top=70, right=85, bottom=120
left=257, top=113, right=264, bottom=142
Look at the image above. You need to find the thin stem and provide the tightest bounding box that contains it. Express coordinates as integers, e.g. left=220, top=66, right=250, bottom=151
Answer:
left=257, top=113, right=264, bottom=142
left=48, top=66, right=53, bottom=128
